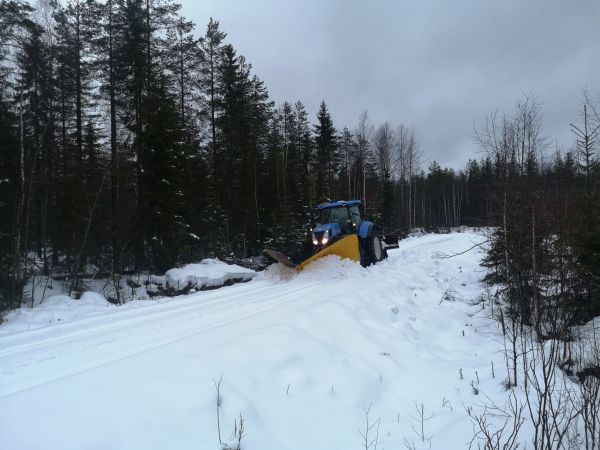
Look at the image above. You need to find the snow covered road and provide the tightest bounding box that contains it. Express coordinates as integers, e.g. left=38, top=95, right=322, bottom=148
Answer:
left=0, top=231, right=506, bottom=450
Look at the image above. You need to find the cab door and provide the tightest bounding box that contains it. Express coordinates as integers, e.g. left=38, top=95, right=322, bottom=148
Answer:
left=349, top=205, right=362, bottom=231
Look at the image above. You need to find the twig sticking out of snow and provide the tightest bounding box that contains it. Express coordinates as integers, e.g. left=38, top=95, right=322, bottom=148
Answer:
left=358, top=403, right=381, bottom=450
left=466, top=390, right=524, bottom=450
left=410, top=402, right=434, bottom=444
left=230, top=413, right=245, bottom=450
left=213, top=375, right=223, bottom=445
left=438, top=240, right=489, bottom=259
left=441, top=397, right=453, bottom=412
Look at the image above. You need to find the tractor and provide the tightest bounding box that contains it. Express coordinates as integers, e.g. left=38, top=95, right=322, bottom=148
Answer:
left=265, top=200, right=396, bottom=270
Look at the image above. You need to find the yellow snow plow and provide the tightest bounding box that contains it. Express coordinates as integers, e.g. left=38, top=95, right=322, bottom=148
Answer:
left=265, top=234, right=361, bottom=271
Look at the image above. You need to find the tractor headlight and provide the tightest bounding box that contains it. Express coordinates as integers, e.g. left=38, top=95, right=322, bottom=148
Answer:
left=322, top=229, right=329, bottom=245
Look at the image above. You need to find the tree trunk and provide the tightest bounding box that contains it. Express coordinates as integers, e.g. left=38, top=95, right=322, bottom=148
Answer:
left=178, top=24, right=185, bottom=125
left=11, top=89, right=26, bottom=308
left=75, top=2, right=83, bottom=175
left=210, top=45, right=220, bottom=205
left=108, top=0, right=119, bottom=272
left=531, top=203, right=540, bottom=336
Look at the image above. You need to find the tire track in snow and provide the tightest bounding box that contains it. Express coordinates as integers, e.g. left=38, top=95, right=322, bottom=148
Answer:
left=0, top=232, right=484, bottom=399
left=0, top=279, right=324, bottom=397
left=0, top=278, right=314, bottom=354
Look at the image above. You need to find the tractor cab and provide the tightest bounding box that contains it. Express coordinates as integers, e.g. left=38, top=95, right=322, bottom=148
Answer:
left=311, top=200, right=363, bottom=247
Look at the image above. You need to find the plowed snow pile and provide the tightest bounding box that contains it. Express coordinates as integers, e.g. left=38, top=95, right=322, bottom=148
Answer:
left=0, top=231, right=508, bottom=450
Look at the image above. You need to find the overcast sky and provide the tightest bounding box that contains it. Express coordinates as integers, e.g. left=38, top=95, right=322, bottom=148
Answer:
left=179, top=0, right=600, bottom=168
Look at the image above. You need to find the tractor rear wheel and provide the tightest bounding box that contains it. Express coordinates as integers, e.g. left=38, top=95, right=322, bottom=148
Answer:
left=366, top=235, right=384, bottom=265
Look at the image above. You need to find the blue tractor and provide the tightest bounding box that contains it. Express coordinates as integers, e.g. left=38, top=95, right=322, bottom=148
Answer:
left=265, top=200, right=394, bottom=270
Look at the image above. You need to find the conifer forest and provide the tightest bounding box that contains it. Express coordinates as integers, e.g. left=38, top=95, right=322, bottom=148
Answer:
left=0, top=0, right=598, bottom=333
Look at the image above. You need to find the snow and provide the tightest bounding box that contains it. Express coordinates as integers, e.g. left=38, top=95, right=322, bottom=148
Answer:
left=2, top=260, right=256, bottom=335
left=0, top=230, right=518, bottom=450
left=16, top=258, right=258, bottom=309
left=0, top=291, right=116, bottom=336
left=163, top=259, right=256, bottom=289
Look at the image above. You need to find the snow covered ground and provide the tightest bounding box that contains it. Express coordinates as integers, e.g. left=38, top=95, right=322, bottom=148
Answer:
left=18, top=258, right=257, bottom=309
left=1, top=259, right=256, bottom=336
left=0, top=230, right=513, bottom=450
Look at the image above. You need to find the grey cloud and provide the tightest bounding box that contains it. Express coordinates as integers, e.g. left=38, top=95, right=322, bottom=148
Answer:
left=180, top=0, right=600, bottom=169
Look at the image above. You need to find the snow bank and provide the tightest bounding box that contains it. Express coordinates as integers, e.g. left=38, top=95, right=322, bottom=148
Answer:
left=163, top=258, right=256, bottom=290
left=1, top=259, right=257, bottom=335
left=0, top=291, right=115, bottom=336
left=261, top=254, right=365, bottom=283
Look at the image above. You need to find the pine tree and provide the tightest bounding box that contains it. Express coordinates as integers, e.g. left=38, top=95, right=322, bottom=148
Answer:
left=293, top=101, right=313, bottom=206
left=244, top=74, right=272, bottom=252
left=95, top=0, right=122, bottom=271
left=0, top=14, right=23, bottom=308
left=313, top=101, right=338, bottom=201
left=0, top=0, right=58, bottom=309
left=214, top=44, right=272, bottom=256
left=142, top=81, right=189, bottom=271
left=164, top=16, right=200, bottom=128
left=354, top=111, right=373, bottom=211
left=338, top=127, right=356, bottom=200
left=0, top=99, right=19, bottom=314
left=52, top=0, right=105, bottom=293
left=200, top=18, right=226, bottom=207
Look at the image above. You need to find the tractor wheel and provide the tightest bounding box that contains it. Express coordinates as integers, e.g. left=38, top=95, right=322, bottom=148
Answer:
left=366, top=234, right=384, bottom=265
left=359, top=240, right=368, bottom=267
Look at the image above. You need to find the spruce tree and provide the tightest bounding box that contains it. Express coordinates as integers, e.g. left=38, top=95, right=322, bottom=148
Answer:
left=313, top=101, right=338, bottom=201
left=0, top=88, right=20, bottom=314
left=293, top=101, right=313, bottom=207
left=200, top=18, right=226, bottom=207
left=338, top=127, right=356, bottom=200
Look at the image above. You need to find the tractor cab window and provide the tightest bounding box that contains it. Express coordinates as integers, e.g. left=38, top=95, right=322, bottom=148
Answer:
left=318, top=207, right=350, bottom=226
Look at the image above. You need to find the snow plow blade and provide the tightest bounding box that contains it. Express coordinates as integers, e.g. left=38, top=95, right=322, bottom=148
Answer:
left=297, top=234, right=360, bottom=270
left=264, top=248, right=297, bottom=269
left=264, top=234, right=361, bottom=271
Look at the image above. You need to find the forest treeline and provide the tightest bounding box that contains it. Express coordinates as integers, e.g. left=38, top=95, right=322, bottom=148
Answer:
left=480, top=95, right=600, bottom=335
left=0, top=0, right=598, bottom=322
left=475, top=96, right=600, bottom=449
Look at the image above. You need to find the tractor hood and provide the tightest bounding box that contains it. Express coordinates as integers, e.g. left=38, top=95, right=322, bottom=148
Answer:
left=313, top=223, right=342, bottom=240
